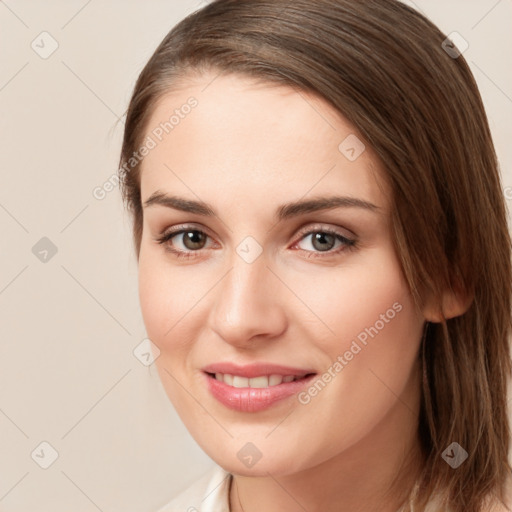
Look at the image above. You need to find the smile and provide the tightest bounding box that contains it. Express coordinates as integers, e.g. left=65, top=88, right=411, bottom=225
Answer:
left=204, top=371, right=316, bottom=412
left=211, top=373, right=309, bottom=388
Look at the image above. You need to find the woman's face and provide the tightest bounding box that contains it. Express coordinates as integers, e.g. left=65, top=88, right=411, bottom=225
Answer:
left=138, top=72, right=426, bottom=476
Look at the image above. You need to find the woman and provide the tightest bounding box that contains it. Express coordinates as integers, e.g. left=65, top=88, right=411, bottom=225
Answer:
left=118, top=0, right=512, bottom=510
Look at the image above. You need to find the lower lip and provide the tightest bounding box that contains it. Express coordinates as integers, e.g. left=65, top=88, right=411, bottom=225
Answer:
left=204, top=373, right=316, bottom=412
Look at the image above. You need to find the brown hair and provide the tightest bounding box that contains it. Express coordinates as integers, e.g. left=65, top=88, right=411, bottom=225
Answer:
left=118, top=1, right=512, bottom=510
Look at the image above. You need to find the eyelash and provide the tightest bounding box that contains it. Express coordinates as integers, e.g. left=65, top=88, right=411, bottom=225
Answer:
left=154, top=224, right=357, bottom=260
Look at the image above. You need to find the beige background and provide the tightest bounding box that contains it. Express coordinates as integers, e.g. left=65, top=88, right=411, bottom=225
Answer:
left=0, top=1, right=511, bottom=511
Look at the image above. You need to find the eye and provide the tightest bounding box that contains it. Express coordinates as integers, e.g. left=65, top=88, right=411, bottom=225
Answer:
left=154, top=226, right=213, bottom=259
left=292, top=227, right=356, bottom=258
left=154, top=224, right=357, bottom=260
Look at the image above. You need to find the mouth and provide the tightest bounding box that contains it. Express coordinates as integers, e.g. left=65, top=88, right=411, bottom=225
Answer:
left=203, top=371, right=317, bottom=412
left=205, top=372, right=315, bottom=388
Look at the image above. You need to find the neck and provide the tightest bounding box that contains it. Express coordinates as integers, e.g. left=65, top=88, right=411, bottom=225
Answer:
left=230, top=360, right=423, bottom=512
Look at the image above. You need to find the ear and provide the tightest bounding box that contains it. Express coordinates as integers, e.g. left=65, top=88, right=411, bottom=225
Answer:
left=422, top=283, right=474, bottom=323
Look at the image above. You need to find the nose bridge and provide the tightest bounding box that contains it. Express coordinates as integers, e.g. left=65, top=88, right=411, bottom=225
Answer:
left=219, top=252, right=273, bottom=321
left=209, top=249, right=287, bottom=344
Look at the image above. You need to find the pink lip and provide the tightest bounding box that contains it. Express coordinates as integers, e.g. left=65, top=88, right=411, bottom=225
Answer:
left=202, top=362, right=317, bottom=413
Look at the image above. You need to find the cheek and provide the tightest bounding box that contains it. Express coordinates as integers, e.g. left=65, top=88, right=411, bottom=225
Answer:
left=138, top=250, right=169, bottom=340
left=289, top=249, right=416, bottom=353
left=292, top=252, right=423, bottom=443
left=137, top=247, right=190, bottom=354
left=137, top=250, right=198, bottom=408
left=288, top=248, right=423, bottom=419
left=137, top=247, right=211, bottom=359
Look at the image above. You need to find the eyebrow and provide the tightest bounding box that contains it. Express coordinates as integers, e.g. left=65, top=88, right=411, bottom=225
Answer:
left=142, top=191, right=380, bottom=220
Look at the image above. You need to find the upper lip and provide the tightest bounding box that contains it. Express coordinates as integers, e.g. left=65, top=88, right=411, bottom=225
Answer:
left=202, top=362, right=317, bottom=378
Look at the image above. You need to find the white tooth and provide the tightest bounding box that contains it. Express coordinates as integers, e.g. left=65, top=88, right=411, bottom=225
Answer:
left=224, top=374, right=234, bottom=386
left=282, top=375, right=295, bottom=383
left=215, top=373, right=223, bottom=382
left=269, top=374, right=284, bottom=386
left=249, top=376, right=269, bottom=388
left=232, top=376, right=249, bottom=388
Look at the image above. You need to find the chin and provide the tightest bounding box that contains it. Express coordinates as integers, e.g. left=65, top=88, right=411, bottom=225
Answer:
left=199, top=439, right=315, bottom=477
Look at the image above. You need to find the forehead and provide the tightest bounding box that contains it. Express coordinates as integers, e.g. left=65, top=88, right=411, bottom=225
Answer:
left=139, top=72, right=389, bottom=211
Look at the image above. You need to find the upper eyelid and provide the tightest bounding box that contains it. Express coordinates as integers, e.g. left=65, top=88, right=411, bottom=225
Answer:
left=162, top=224, right=217, bottom=244
left=294, top=223, right=355, bottom=240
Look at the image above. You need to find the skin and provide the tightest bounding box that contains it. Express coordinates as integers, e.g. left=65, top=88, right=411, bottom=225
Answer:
left=137, top=71, right=464, bottom=512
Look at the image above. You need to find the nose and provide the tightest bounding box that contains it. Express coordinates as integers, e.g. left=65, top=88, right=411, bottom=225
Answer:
left=208, top=253, right=288, bottom=348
